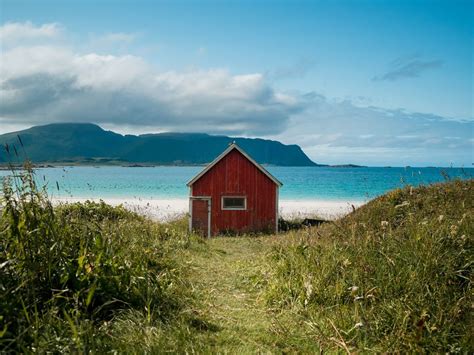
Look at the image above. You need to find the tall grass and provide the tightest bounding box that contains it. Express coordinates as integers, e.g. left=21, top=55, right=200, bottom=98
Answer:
left=265, top=180, right=473, bottom=352
left=0, top=163, right=199, bottom=352
left=1, top=155, right=472, bottom=352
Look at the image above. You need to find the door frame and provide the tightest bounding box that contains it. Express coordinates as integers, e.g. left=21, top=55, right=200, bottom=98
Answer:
left=189, top=196, right=212, bottom=238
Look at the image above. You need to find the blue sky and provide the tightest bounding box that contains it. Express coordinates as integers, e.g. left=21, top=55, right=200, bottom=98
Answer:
left=0, top=0, right=472, bottom=166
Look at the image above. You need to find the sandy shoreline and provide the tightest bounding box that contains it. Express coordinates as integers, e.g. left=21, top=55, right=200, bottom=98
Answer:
left=53, top=197, right=365, bottom=221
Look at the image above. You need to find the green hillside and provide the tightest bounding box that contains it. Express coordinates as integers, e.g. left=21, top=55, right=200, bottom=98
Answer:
left=0, top=123, right=318, bottom=166
left=266, top=179, right=473, bottom=351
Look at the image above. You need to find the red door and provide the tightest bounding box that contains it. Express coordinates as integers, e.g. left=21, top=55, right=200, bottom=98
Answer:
left=191, top=199, right=210, bottom=237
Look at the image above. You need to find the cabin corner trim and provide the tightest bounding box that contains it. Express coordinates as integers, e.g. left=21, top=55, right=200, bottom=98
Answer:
left=275, top=186, right=279, bottom=234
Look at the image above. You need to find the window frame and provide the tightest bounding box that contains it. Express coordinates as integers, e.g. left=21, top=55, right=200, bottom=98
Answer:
left=221, top=196, right=247, bottom=211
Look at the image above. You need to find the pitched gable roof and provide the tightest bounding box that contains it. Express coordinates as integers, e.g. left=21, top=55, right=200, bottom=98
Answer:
left=187, top=143, right=283, bottom=187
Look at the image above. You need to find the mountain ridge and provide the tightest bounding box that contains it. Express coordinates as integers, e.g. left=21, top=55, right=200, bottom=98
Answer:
left=0, top=123, right=319, bottom=166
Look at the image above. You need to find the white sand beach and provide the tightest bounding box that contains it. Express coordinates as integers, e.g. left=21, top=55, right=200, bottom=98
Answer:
left=54, top=197, right=365, bottom=221
left=278, top=199, right=364, bottom=220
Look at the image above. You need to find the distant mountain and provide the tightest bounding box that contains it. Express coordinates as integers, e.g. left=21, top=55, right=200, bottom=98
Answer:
left=0, top=123, right=319, bottom=166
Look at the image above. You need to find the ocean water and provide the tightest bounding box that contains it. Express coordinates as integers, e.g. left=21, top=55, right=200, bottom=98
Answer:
left=0, top=166, right=471, bottom=202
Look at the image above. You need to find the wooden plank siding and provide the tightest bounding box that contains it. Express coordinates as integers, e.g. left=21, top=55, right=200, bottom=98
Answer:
left=191, top=148, right=277, bottom=235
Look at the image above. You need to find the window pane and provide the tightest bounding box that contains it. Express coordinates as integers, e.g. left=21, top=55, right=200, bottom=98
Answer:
left=223, top=197, right=245, bottom=209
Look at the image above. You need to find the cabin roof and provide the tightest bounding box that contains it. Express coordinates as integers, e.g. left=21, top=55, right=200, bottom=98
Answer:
left=187, top=143, right=283, bottom=187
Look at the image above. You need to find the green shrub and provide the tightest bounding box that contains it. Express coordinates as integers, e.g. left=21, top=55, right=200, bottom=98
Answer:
left=266, top=180, right=473, bottom=352
left=0, top=164, right=194, bottom=352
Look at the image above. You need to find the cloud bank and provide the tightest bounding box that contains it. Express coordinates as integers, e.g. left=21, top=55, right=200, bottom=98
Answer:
left=271, top=94, right=472, bottom=166
left=0, top=23, right=302, bottom=135
left=0, top=22, right=472, bottom=166
left=0, top=30, right=302, bottom=135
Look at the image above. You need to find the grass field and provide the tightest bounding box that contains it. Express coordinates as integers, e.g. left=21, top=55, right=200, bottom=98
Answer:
left=1, top=165, right=472, bottom=353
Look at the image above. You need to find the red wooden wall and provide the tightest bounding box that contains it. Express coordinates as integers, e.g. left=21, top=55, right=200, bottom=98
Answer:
left=191, top=149, right=277, bottom=235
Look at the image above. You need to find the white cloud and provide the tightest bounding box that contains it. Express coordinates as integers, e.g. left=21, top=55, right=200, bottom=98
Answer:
left=0, top=26, right=303, bottom=135
left=86, top=32, right=139, bottom=51
left=0, top=21, right=61, bottom=46
left=270, top=94, right=473, bottom=166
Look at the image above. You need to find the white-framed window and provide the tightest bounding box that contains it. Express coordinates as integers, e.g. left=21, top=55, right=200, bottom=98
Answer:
left=221, top=196, right=247, bottom=210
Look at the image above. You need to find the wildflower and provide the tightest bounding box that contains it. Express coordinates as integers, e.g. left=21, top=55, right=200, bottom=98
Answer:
left=85, top=263, right=92, bottom=273
left=348, top=286, right=359, bottom=295
left=450, top=225, right=458, bottom=237
left=438, top=215, right=444, bottom=222
left=381, top=220, right=389, bottom=228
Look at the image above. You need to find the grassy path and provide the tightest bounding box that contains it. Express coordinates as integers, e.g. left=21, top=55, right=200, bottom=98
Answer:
left=184, top=237, right=281, bottom=352
left=183, top=236, right=318, bottom=353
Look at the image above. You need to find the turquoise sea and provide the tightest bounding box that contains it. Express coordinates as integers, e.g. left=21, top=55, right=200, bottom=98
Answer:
left=1, top=166, right=472, bottom=202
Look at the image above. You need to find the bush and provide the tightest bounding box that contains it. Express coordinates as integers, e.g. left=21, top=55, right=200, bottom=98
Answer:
left=266, top=180, right=473, bottom=352
left=0, top=164, right=193, bottom=352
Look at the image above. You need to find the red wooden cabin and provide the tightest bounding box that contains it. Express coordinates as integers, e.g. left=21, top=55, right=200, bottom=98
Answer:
left=187, top=143, right=282, bottom=237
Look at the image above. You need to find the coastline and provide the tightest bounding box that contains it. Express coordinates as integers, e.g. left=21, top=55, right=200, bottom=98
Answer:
left=53, top=196, right=366, bottom=221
